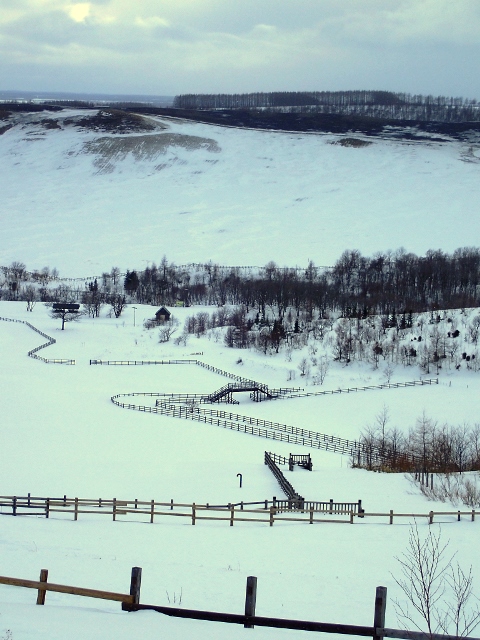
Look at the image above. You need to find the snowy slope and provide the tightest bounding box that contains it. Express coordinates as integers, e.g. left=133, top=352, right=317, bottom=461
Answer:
left=1, top=108, right=480, bottom=277
left=1, top=108, right=480, bottom=640
left=0, top=302, right=479, bottom=640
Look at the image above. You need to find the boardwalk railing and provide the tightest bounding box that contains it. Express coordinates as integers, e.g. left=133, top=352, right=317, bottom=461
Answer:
left=0, top=316, right=75, bottom=364
left=0, top=495, right=475, bottom=526
left=264, top=451, right=305, bottom=507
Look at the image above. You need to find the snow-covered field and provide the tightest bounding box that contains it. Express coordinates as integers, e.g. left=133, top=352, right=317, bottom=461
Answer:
left=1, top=109, right=480, bottom=638
left=1, top=108, right=480, bottom=276
left=0, top=301, right=479, bottom=640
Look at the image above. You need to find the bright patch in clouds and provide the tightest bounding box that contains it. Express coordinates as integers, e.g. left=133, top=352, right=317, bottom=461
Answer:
left=67, top=2, right=91, bottom=22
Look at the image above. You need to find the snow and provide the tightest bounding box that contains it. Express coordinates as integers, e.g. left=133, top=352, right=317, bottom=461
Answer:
left=1, top=111, right=480, bottom=638
left=1, top=110, right=480, bottom=276
left=0, top=301, right=479, bottom=640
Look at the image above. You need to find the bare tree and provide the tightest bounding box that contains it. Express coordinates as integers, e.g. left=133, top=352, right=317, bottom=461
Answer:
left=24, top=285, right=37, bottom=312
left=158, top=317, right=179, bottom=343
left=109, top=294, right=127, bottom=318
left=392, top=524, right=480, bottom=638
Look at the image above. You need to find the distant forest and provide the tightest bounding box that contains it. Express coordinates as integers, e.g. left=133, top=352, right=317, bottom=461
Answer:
left=173, top=90, right=480, bottom=123
left=2, top=247, right=479, bottom=316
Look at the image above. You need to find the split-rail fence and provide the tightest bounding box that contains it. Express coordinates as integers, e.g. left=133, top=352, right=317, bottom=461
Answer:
left=0, top=495, right=475, bottom=526
left=1, top=567, right=479, bottom=640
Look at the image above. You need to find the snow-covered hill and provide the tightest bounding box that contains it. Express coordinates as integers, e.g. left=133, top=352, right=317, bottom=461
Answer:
left=1, top=107, right=480, bottom=277
left=1, top=108, right=480, bottom=640
left=1, top=301, right=479, bottom=640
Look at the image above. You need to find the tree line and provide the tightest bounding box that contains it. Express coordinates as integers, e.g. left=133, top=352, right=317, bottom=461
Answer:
left=357, top=407, right=480, bottom=474
left=173, top=90, right=480, bottom=123
left=2, top=247, right=479, bottom=317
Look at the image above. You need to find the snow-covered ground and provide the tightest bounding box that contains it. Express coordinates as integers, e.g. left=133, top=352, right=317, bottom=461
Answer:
left=1, top=109, right=480, bottom=276
left=1, top=109, right=480, bottom=638
left=0, top=301, right=479, bottom=640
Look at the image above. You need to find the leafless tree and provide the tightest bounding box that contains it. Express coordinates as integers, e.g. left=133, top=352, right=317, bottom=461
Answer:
left=24, top=285, right=37, bottom=312
left=393, top=524, right=480, bottom=638
left=158, top=317, right=179, bottom=343
left=109, top=294, right=127, bottom=319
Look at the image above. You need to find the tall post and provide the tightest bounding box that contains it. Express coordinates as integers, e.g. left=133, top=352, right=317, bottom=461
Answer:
left=373, top=586, right=387, bottom=640
left=36, top=569, right=48, bottom=605
left=122, top=566, right=142, bottom=611
left=244, top=576, right=258, bottom=628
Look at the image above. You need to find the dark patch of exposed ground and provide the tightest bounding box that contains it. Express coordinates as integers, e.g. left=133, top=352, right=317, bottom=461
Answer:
left=81, top=133, right=221, bottom=174
left=72, top=109, right=160, bottom=133
left=124, top=106, right=480, bottom=142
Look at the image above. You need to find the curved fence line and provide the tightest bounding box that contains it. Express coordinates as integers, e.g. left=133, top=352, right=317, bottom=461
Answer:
left=113, top=391, right=379, bottom=458
left=0, top=316, right=75, bottom=364
left=105, top=355, right=438, bottom=461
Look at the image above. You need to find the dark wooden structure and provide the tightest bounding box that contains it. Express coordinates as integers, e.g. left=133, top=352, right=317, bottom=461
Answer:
left=289, top=454, right=313, bottom=471
left=154, top=307, right=171, bottom=323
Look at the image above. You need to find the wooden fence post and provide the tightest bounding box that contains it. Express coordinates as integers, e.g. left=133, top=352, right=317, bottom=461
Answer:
left=113, top=498, right=117, bottom=521
left=122, top=566, right=142, bottom=612
left=36, top=569, right=48, bottom=605
left=74, top=497, right=78, bottom=521
left=230, top=505, right=235, bottom=526
left=150, top=500, right=155, bottom=523
left=192, top=503, right=196, bottom=525
left=269, top=506, right=275, bottom=526
left=373, top=586, right=387, bottom=640
left=244, top=576, right=258, bottom=629
left=389, top=510, right=394, bottom=525
left=45, top=498, right=50, bottom=519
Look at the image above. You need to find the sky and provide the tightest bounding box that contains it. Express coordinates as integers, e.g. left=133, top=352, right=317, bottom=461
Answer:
left=1, top=0, right=480, bottom=99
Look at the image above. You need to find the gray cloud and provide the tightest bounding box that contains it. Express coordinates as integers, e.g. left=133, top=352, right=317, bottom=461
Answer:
left=1, top=0, right=479, bottom=97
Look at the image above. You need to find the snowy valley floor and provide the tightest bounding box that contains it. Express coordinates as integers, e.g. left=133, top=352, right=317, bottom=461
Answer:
left=0, top=301, right=479, bottom=640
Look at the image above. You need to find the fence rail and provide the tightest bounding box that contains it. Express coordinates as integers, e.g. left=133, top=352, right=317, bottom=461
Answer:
left=283, top=378, right=438, bottom=399
left=92, top=355, right=436, bottom=466
left=0, top=316, right=75, bottom=364
left=2, top=567, right=480, bottom=640
left=264, top=451, right=304, bottom=505
left=0, top=495, right=475, bottom=526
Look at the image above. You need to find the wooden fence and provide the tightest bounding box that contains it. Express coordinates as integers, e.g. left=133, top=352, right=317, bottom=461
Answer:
left=116, top=391, right=363, bottom=453
left=2, top=567, right=480, bottom=640
left=283, top=378, right=438, bottom=399
left=0, top=316, right=75, bottom=364
left=264, top=451, right=305, bottom=506
left=0, top=495, right=475, bottom=526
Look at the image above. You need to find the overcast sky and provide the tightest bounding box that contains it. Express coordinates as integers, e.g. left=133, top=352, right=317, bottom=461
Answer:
left=1, top=0, right=480, bottom=99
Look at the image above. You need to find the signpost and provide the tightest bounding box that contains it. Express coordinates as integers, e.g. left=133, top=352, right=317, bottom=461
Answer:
left=51, top=303, right=80, bottom=330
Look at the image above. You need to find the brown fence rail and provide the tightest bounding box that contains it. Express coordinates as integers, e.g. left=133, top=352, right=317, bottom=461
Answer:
left=2, top=568, right=479, bottom=640
left=0, top=495, right=475, bottom=526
